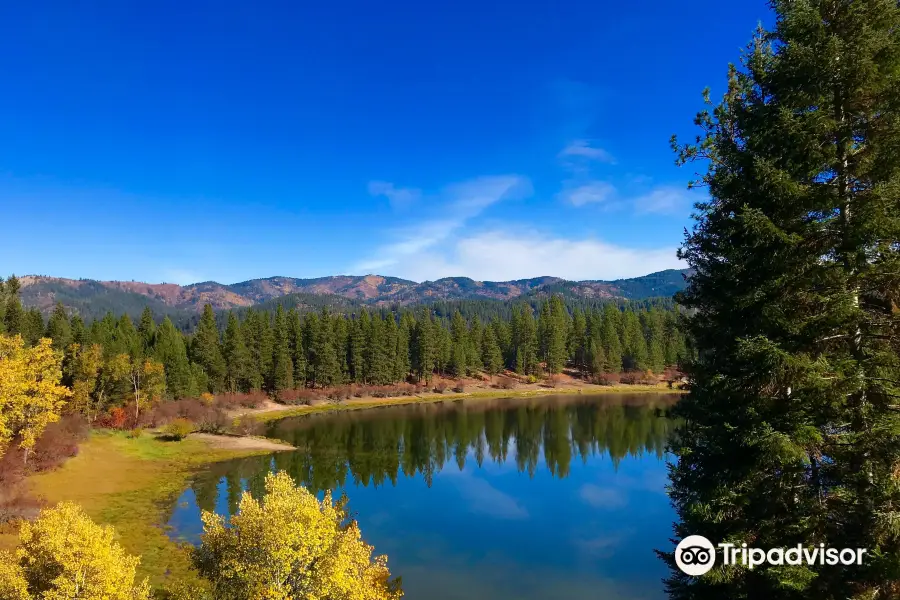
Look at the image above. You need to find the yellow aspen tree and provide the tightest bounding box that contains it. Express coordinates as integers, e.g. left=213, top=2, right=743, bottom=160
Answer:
left=0, top=335, right=70, bottom=462
left=109, top=355, right=166, bottom=421
left=0, top=502, right=150, bottom=600
left=191, top=471, right=402, bottom=600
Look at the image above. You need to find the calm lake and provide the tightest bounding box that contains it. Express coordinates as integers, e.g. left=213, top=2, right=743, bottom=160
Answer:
left=166, top=393, right=680, bottom=600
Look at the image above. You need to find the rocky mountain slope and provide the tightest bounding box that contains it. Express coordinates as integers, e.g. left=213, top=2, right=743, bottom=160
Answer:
left=18, top=269, right=691, bottom=319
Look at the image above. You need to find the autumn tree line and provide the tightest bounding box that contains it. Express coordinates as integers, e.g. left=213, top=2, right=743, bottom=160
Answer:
left=0, top=276, right=688, bottom=415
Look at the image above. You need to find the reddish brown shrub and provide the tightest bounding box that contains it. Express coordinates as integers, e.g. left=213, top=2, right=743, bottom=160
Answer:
left=278, top=388, right=321, bottom=405
left=0, top=415, right=89, bottom=524
left=99, top=407, right=128, bottom=429
left=217, top=391, right=268, bottom=409
left=433, top=382, right=448, bottom=394
left=452, top=381, right=465, bottom=393
left=28, top=415, right=89, bottom=472
left=326, top=385, right=352, bottom=402
left=496, top=376, right=516, bottom=390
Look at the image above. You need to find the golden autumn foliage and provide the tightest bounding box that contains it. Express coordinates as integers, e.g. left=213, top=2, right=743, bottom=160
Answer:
left=0, top=335, right=70, bottom=461
left=0, top=502, right=150, bottom=600
left=190, top=471, right=402, bottom=600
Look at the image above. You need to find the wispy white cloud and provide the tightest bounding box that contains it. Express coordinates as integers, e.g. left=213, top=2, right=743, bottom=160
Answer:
left=353, top=175, right=532, bottom=275
left=367, top=180, right=422, bottom=209
left=633, top=185, right=694, bottom=215
left=559, top=139, right=615, bottom=164
left=442, top=469, right=529, bottom=520
left=359, top=228, right=682, bottom=282
left=557, top=181, right=616, bottom=207
left=579, top=484, right=627, bottom=509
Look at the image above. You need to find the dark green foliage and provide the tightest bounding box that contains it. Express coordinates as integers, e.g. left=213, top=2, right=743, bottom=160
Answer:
left=270, top=305, right=294, bottom=394
left=481, top=325, right=503, bottom=376
left=511, top=305, right=538, bottom=375
left=45, top=302, right=72, bottom=352
left=223, top=311, right=252, bottom=393
left=70, top=314, right=87, bottom=347
left=664, top=1, right=900, bottom=597
left=601, top=304, right=623, bottom=373
left=192, top=304, right=227, bottom=393
left=22, top=308, right=45, bottom=347
left=138, top=307, right=156, bottom=355
left=288, top=308, right=307, bottom=387
left=4, top=275, right=24, bottom=335
left=449, top=311, right=468, bottom=378
left=155, top=317, right=194, bottom=399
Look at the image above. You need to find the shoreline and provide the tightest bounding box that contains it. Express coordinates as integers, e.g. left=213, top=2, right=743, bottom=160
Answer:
left=239, top=383, right=685, bottom=424
left=12, top=431, right=280, bottom=588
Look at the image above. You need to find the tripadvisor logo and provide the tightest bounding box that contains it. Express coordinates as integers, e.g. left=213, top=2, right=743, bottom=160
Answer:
left=675, top=536, right=868, bottom=576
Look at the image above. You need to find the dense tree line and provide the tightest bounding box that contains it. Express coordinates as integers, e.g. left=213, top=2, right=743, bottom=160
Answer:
left=0, top=276, right=689, bottom=410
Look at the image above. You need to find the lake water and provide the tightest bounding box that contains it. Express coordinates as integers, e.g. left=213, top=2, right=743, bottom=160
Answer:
left=166, top=394, right=680, bottom=600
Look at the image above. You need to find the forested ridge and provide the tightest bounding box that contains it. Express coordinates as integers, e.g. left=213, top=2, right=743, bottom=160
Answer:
left=0, top=273, right=689, bottom=415
left=18, top=268, right=691, bottom=323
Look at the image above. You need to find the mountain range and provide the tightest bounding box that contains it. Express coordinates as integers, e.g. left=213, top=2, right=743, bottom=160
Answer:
left=17, top=269, right=691, bottom=320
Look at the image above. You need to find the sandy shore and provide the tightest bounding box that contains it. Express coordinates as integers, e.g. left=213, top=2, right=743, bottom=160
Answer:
left=188, top=432, right=295, bottom=451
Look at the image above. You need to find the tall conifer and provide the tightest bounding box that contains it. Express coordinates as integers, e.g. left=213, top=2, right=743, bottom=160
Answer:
left=665, top=1, right=900, bottom=595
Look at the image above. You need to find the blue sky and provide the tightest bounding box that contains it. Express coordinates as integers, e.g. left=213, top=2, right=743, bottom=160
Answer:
left=1, top=0, right=771, bottom=285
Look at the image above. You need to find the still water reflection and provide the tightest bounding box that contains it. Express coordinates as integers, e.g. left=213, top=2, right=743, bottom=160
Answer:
left=167, top=394, right=679, bottom=600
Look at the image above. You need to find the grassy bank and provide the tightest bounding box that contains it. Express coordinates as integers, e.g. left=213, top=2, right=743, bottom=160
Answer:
left=248, top=382, right=684, bottom=423
left=9, top=431, right=277, bottom=589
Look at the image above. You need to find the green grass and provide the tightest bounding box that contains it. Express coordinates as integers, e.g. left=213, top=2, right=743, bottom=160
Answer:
left=23, top=430, right=272, bottom=590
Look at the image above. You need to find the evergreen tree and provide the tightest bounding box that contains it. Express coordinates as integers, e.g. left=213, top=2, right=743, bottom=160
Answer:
left=4, top=275, right=24, bottom=335
left=114, top=314, right=141, bottom=359
left=449, top=311, right=468, bottom=378
left=622, top=310, right=648, bottom=371
left=45, top=302, right=72, bottom=352
left=155, top=317, right=193, bottom=399
left=223, top=311, right=252, bottom=393
left=467, top=316, right=484, bottom=374
left=492, top=318, right=512, bottom=370
left=545, top=296, right=569, bottom=374
left=349, top=312, right=367, bottom=383
left=243, top=309, right=272, bottom=391
left=411, top=312, right=436, bottom=384
left=192, top=304, right=226, bottom=393
left=0, top=278, right=5, bottom=334
left=332, top=313, right=350, bottom=383
left=138, top=307, right=157, bottom=355
left=70, top=314, right=87, bottom=347
left=309, top=309, right=340, bottom=387
left=480, top=325, right=503, bottom=377
left=511, top=305, right=538, bottom=375
left=270, top=305, right=294, bottom=394
left=569, top=309, right=588, bottom=373
left=288, top=308, right=307, bottom=388
left=394, top=314, right=412, bottom=382
left=383, top=314, right=400, bottom=383
left=600, top=304, right=622, bottom=373
left=665, top=2, right=900, bottom=596
left=644, top=309, right=666, bottom=374
left=21, top=308, right=45, bottom=347
left=366, top=314, right=391, bottom=385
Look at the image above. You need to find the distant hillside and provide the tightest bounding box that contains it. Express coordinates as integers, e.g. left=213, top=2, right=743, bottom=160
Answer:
left=17, top=269, right=692, bottom=321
